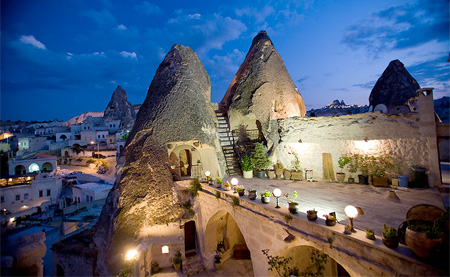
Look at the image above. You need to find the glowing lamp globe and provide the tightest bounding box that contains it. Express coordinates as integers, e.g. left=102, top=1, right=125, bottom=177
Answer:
left=344, top=205, right=358, bottom=219
left=231, top=178, right=238, bottom=186
left=272, top=188, right=282, bottom=197
left=125, top=249, right=138, bottom=260
left=205, top=171, right=211, bottom=177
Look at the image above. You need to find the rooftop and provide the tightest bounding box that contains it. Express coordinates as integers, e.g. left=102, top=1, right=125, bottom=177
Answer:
left=74, top=182, right=113, bottom=191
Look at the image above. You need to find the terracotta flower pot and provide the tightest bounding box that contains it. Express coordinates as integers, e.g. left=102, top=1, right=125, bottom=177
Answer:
left=307, top=213, right=318, bottom=221
left=326, top=219, right=336, bottom=226
left=266, top=170, right=275, bottom=179
left=336, top=173, right=345, bottom=183
left=284, top=170, right=291, bottom=180
left=275, top=168, right=284, bottom=179
left=248, top=191, right=257, bottom=200
left=173, top=263, right=181, bottom=271
left=382, top=235, right=399, bottom=248
left=405, top=228, right=442, bottom=259
left=288, top=202, right=298, bottom=214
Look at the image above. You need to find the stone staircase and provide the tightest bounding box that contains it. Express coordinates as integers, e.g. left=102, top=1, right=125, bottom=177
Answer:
left=215, top=111, right=241, bottom=176
left=182, top=251, right=205, bottom=275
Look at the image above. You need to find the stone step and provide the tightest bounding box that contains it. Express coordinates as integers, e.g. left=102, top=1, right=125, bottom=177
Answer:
left=182, top=254, right=205, bottom=275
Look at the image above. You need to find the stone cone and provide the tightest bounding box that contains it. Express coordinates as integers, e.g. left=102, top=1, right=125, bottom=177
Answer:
left=103, top=85, right=136, bottom=129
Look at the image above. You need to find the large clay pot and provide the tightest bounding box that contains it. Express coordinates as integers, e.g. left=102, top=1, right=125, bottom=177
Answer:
left=291, top=171, right=303, bottom=181
left=243, top=170, right=253, bottom=179
left=284, top=170, right=291, bottom=180
left=382, top=235, right=399, bottom=248
left=288, top=202, right=298, bottom=214
left=326, top=219, right=336, bottom=226
left=405, top=228, right=442, bottom=259
left=275, top=168, right=284, bottom=179
left=336, top=173, right=345, bottom=183
left=256, top=170, right=265, bottom=179
left=248, top=191, right=257, bottom=200
left=307, top=213, right=318, bottom=221
left=173, top=263, right=181, bottom=271
left=372, top=176, right=389, bottom=187
left=266, top=170, right=275, bottom=179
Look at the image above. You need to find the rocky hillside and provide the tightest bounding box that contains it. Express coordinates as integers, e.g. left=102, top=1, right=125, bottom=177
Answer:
left=435, top=96, right=449, bottom=122
left=102, top=86, right=136, bottom=129
left=307, top=100, right=369, bottom=117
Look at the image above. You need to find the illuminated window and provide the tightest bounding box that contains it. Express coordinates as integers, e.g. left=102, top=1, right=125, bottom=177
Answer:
left=29, top=163, right=40, bottom=173
left=162, top=246, right=169, bottom=254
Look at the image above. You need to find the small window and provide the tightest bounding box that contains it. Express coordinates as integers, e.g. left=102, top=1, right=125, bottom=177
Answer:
left=16, top=195, right=20, bottom=201
left=0, top=196, right=4, bottom=203
left=110, top=139, right=112, bottom=142
left=46, top=189, right=51, bottom=196
left=102, top=135, right=105, bottom=138
left=39, top=190, right=43, bottom=197
left=86, top=195, right=89, bottom=202
left=90, top=196, right=93, bottom=201
left=24, top=193, right=29, bottom=200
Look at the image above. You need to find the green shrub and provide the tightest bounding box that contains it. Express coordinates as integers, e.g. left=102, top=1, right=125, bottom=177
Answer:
left=188, top=178, right=202, bottom=197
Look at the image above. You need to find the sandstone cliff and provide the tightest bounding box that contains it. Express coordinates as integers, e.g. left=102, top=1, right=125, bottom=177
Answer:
left=103, top=86, right=136, bottom=129
left=220, top=31, right=306, bottom=151
left=369, top=59, right=420, bottom=113
left=94, top=44, right=223, bottom=275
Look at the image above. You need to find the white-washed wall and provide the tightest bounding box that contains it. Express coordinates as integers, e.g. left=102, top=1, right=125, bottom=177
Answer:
left=274, top=112, right=429, bottom=181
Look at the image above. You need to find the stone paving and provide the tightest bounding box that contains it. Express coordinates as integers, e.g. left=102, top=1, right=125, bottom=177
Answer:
left=220, top=176, right=447, bottom=237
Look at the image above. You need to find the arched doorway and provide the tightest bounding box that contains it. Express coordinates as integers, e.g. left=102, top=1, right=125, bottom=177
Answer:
left=185, top=221, right=197, bottom=255
left=179, top=149, right=191, bottom=177
left=204, top=211, right=253, bottom=274
left=42, top=162, right=53, bottom=172
left=29, top=163, right=40, bottom=173
left=15, top=165, right=26, bottom=175
left=64, top=151, right=69, bottom=157
left=278, top=245, right=350, bottom=276
left=57, top=264, right=65, bottom=276
left=60, top=134, right=67, bottom=141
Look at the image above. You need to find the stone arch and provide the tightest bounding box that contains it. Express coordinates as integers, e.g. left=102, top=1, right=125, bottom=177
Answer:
left=204, top=210, right=253, bottom=271
left=15, top=165, right=26, bottom=175
left=64, top=151, right=69, bottom=157
left=42, top=162, right=53, bottom=172
left=29, top=163, right=40, bottom=173
left=279, top=245, right=351, bottom=277
left=169, top=145, right=202, bottom=177
left=374, top=104, right=387, bottom=113
left=60, top=134, right=67, bottom=141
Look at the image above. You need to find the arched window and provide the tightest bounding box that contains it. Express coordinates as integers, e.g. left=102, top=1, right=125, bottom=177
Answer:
left=29, top=163, right=40, bottom=173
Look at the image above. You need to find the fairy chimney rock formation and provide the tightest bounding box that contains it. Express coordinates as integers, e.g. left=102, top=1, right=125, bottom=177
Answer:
left=94, top=44, right=224, bottom=275
left=103, top=86, right=136, bottom=128
left=221, top=30, right=307, bottom=132
left=369, top=59, right=420, bottom=114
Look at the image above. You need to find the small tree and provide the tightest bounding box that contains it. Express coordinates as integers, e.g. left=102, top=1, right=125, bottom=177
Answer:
left=252, top=143, right=271, bottom=171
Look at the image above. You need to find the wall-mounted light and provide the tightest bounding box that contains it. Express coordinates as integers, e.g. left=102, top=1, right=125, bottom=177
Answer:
left=273, top=188, right=282, bottom=208
left=162, top=245, right=169, bottom=254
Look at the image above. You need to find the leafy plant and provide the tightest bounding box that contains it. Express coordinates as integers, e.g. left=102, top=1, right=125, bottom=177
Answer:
left=365, top=229, right=374, bottom=236
left=261, top=249, right=297, bottom=277
left=284, top=213, right=293, bottom=223
left=248, top=189, right=257, bottom=193
left=382, top=224, right=398, bottom=238
left=224, top=182, right=231, bottom=188
left=231, top=196, right=240, bottom=206
left=188, top=178, right=202, bottom=197
left=274, top=162, right=284, bottom=170
left=323, top=214, right=336, bottom=221
left=283, top=191, right=298, bottom=203
left=234, top=185, right=245, bottom=193
left=252, top=143, right=271, bottom=170
left=118, top=265, right=131, bottom=276
left=171, top=250, right=182, bottom=265
left=290, top=151, right=302, bottom=172
left=197, top=160, right=201, bottom=163
left=240, top=154, right=254, bottom=171
left=307, top=209, right=317, bottom=215
left=338, top=156, right=351, bottom=172
left=215, top=191, right=221, bottom=199
left=216, top=177, right=222, bottom=184
left=260, top=190, right=271, bottom=197
left=214, top=250, right=222, bottom=263
left=327, top=237, right=334, bottom=249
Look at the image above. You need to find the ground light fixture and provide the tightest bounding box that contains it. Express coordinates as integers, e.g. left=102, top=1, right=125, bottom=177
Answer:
left=125, top=249, right=138, bottom=261
left=273, top=188, right=282, bottom=208
left=344, top=205, right=363, bottom=232
left=231, top=178, right=238, bottom=188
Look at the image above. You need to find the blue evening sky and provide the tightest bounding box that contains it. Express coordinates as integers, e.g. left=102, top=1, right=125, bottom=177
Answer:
left=1, top=0, right=448, bottom=121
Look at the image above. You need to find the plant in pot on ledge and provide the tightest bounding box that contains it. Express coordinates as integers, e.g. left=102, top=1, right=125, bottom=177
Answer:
left=337, top=156, right=351, bottom=183
left=235, top=185, right=245, bottom=196
left=216, top=176, right=222, bottom=188
left=307, top=209, right=318, bottom=221
left=241, top=154, right=254, bottom=179
left=172, top=250, right=182, bottom=271
left=248, top=189, right=257, bottom=200
left=284, top=191, right=299, bottom=214
left=324, top=213, right=336, bottom=226
left=290, top=151, right=303, bottom=181
left=260, top=190, right=271, bottom=204
left=252, top=143, right=271, bottom=179
left=382, top=224, right=399, bottom=248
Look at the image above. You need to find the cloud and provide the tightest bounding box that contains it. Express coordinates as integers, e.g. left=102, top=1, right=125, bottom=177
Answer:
left=19, top=35, right=46, bottom=49
left=352, top=81, right=376, bottom=90
left=342, top=0, right=449, bottom=54
left=120, top=51, right=138, bottom=60
left=117, top=24, right=128, bottom=30
left=296, top=76, right=309, bottom=84
left=188, top=13, right=201, bottom=20
left=134, top=2, right=161, bottom=15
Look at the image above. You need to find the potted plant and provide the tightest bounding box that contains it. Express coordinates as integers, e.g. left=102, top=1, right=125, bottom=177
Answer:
left=151, top=261, right=159, bottom=274
left=235, top=185, right=245, bottom=196
left=224, top=181, right=231, bottom=191
left=252, top=143, right=271, bottom=178
left=284, top=191, right=299, bottom=214
left=274, top=162, right=284, bottom=179
left=171, top=250, right=182, bottom=271
left=284, top=169, right=291, bottom=180
left=347, top=155, right=358, bottom=184
left=344, top=225, right=352, bottom=234
left=307, top=209, right=318, bottom=221
left=248, top=189, right=257, bottom=200
left=382, top=224, right=399, bottom=248
left=337, top=156, right=351, bottom=183
left=266, top=169, right=275, bottom=179
left=241, top=154, right=254, bottom=179
left=405, top=210, right=446, bottom=259
left=216, top=177, right=222, bottom=188
left=365, top=229, right=376, bottom=240
left=197, top=159, right=201, bottom=166
left=183, top=160, right=189, bottom=168
left=289, top=151, right=303, bottom=180
left=208, top=177, right=214, bottom=186
left=368, top=154, right=394, bottom=187
left=324, top=213, right=336, bottom=226
left=350, top=154, right=369, bottom=185
left=260, top=190, right=271, bottom=204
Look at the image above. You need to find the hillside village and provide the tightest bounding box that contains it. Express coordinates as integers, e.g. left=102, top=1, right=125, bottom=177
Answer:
left=0, top=31, right=449, bottom=276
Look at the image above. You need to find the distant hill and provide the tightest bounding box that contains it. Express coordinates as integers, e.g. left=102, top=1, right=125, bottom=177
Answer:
left=307, top=100, right=369, bottom=117
left=435, top=96, right=449, bottom=122
left=66, top=111, right=104, bottom=125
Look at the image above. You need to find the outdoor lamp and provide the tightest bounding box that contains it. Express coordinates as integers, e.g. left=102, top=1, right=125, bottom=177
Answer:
left=125, top=249, right=138, bottom=261
left=273, top=188, right=282, bottom=208
left=344, top=205, right=362, bottom=232
left=162, top=245, right=169, bottom=254
left=231, top=178, right=238, bottom=187
left=205, top=171, right=210, bottom=177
